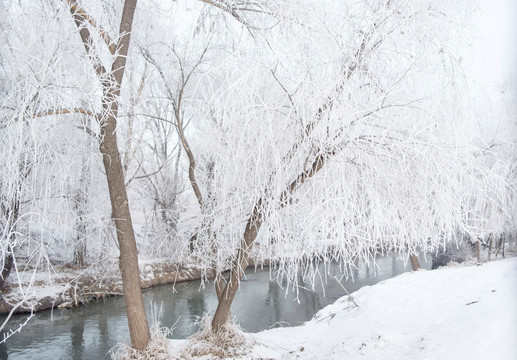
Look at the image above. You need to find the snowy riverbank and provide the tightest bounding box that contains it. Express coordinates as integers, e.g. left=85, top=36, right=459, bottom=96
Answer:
left=0, top=261, right=207, bottom=314
left=170, top=257, right=517, bottom=359
left=0, top=256, right=271, bottom=314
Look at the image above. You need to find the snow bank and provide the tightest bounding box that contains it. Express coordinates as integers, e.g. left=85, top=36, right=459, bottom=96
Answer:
left=172, top=258, right=517, bottom=359
left=252, top=258, right=517, bottom=359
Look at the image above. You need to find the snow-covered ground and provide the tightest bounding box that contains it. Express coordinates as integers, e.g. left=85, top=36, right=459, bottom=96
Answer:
left=171, top=257, right=517, bottom=359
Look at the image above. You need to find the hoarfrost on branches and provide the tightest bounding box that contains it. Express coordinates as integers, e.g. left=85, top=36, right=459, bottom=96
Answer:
left=0, top=0, right=515, bottom=341
left=176, top=0, right=514, bottom=286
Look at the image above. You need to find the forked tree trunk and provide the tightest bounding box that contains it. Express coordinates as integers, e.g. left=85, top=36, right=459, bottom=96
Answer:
left=67, top=0, right=150, bottom=350
left=100, top=0, right=150, bottom=349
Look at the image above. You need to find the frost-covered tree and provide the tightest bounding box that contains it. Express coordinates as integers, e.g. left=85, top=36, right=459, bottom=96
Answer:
left=0, top=1, right=91, bottom=334
left=164, top=0, right=514, bottom=331
left=0, top=0, right=514, bottom=352
left=0, top=0, right=151, bottom=349
left=463, top=77, right=517, bottom=256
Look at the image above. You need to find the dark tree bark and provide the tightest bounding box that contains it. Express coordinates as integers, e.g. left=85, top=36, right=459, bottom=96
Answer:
left=0, top=251, right=13, bottom=289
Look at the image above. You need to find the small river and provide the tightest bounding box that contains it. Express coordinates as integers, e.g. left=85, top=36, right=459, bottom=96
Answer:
left=0, top=254, right=430, bottom=359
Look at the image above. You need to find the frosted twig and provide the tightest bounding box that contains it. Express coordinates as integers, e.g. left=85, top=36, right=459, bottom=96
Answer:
left=333, top=276, right=360, bottom=308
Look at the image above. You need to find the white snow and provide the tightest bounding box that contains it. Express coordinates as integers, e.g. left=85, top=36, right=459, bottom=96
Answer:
left=171, top=257, right=517, bottom=359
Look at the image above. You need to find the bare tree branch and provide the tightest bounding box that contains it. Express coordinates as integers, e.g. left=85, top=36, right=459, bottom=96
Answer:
left=34, top=107, right=100, bottom=120
left=65, top=0, right=117, bottom=55
left=64, top=0, right=108, bottom=78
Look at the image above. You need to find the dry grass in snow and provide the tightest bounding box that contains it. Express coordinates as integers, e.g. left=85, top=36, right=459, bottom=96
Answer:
left=178, top=315, right=258, bottom=359
left=109, top=326, right=173, bottom=360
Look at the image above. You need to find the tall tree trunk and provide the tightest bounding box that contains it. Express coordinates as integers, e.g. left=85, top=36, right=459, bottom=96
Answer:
left=102, top=0, right=150, bottom=349
left=101, top=114, right=150, bottom=350
left=67, top=0, right=150, bottom=350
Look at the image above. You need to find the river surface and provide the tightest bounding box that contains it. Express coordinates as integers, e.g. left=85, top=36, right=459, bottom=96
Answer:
left=0, top=254, right=430, bottom=360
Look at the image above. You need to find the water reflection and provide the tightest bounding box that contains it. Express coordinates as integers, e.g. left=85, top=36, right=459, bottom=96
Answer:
left=0, top=254, right=429, bottom=359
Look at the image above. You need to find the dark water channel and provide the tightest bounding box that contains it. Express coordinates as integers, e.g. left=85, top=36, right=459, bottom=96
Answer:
left=0, top=254, right=430, bottom=360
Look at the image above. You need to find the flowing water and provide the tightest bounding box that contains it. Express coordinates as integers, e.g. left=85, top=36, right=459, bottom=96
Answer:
left=0, top=254, right=430, bottom=359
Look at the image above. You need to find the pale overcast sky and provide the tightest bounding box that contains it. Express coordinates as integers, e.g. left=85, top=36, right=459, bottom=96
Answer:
left=472, top=0, right=517, bottom=83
